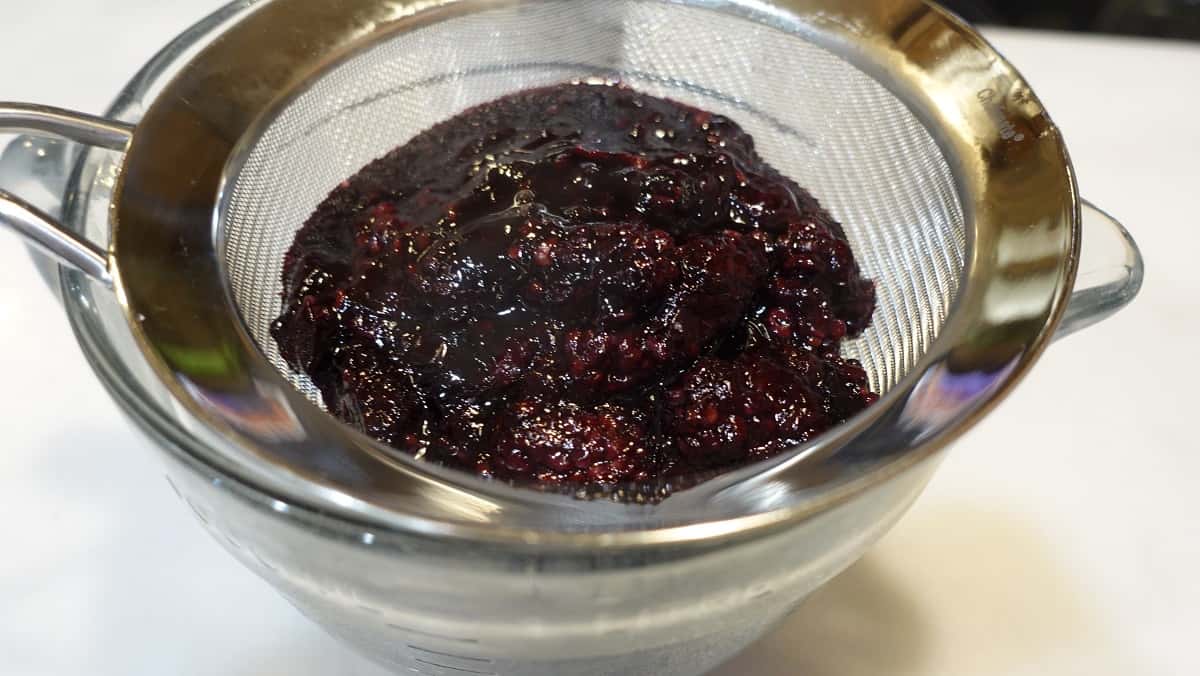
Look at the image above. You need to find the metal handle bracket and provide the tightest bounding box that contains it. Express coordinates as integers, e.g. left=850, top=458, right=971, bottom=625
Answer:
left=0, top=103, right=134, bottom=286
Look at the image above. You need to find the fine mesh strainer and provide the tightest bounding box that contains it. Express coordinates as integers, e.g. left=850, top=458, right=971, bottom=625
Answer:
left=0, top=1, right=1142, bottom=674
left=222, top=1, right=967, bottom=406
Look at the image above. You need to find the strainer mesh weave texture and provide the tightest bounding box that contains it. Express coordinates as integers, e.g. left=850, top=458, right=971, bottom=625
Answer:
left=222, top=0, right=966, bottom=406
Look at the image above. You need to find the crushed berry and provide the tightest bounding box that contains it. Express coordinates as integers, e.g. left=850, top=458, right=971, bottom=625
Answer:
left=271, top=83, right=877, bottom=497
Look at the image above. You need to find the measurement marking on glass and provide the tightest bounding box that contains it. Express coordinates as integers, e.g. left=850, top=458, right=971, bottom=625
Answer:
left=413, top=658, right=497, bottom=675
left=408, top=645, right=494, bottom=663
left=387, top=623, right=479, bottom=644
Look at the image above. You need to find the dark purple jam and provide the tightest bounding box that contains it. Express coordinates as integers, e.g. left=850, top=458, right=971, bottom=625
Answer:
left=271, top=83, right=877, bottom=496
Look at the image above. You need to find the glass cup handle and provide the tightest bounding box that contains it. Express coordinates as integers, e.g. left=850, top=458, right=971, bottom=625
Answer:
left=1054, top=199, right=1145, bottom=340
left=0, top=103, right=133, bottom=287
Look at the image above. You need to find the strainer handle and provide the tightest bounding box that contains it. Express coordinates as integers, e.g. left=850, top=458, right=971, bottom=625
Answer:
left=0, top=103, right=134, bottom=287
left=1055, top=200, right=1144, bottom=340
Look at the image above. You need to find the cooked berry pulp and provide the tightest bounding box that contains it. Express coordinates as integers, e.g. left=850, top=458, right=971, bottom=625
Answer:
left=272, top=83, right=878, bottom=496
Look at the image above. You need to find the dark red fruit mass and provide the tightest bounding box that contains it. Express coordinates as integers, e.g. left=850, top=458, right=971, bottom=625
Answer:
left=271, top=83, right=878, bottom=495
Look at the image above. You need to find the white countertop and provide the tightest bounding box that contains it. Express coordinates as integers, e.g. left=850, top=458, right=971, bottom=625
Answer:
left=1, top=4, right=1197, bottom=675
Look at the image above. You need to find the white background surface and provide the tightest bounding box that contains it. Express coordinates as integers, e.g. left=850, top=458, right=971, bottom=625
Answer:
left=1, top=3, right=1197, bottom=675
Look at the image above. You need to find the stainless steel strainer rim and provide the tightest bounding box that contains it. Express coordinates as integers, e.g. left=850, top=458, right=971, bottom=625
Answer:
left=11, top=0, right=1084, bottom=545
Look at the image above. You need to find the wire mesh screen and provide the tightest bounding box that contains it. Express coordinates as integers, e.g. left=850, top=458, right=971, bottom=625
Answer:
left=221, top=0, right=967, bottom=407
